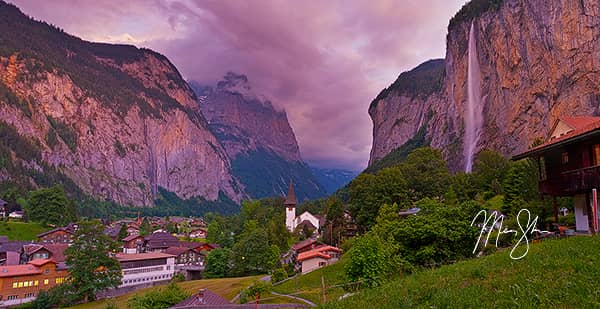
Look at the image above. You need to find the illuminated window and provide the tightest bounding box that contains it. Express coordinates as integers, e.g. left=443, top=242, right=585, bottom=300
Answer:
left=23, top=281, right=28, bottom=287
left=44, top=279, right=49, bottom=285
left=562, top=152, right=569, bottom=164
left=17, top=282, right=23, bottom=288
left=34, top=280, right=39, bottom=286
left=12, top=282, right=17, bottom=288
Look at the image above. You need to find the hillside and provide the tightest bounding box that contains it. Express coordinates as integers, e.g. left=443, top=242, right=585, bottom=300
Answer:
left=323, top=236, right=600, bottom=308
left=310, top=166, right=358, bottom=194
left=369, top=0, right=600, bottom=171
left=0, top=1, right=243, bottom=207
left=192, top=74, right=327, bottom=202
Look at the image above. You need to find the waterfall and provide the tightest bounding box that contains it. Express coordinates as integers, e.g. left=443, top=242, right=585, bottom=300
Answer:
left=464, top=21, right=483, bottom=173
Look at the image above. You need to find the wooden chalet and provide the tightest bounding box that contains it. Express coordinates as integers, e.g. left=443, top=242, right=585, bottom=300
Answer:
left=513, top=116, right=600, bottom=233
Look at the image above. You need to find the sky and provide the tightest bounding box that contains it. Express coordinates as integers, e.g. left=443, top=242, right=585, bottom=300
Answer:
left=11, top=0, right=465, bottom=171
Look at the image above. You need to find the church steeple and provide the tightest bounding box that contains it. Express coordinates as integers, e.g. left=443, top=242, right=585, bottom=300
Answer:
left=284, top=179, right=297, bottom=207
left=285, top=179, right=297, bottom=232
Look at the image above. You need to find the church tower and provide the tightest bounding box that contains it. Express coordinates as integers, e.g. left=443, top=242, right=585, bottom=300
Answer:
left=284, top=179, right=297, bottom=232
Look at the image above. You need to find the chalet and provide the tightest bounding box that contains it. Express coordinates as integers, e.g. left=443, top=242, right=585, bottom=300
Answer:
left=103, top=225, right=121, bottom=241
left=165, top=246, right=204, bottom=280
left=0, top=259, right=68, bottom=306
left=292, top=238, right=323, bottom=254
left=189, top=228, right=207, bottom=239
left=37, top=224, right=77, bottom=244
left=115, top=252, right=175, bottom=288
left=21, top=244, right=68, bottom=263
left=144, top=231, right=180, bottom=252
left=122, top=234, right=145, bottom=254
left=0, top=240, right=32, bottom=266
left=513, top=116, right=600, bottom=233
left=296, top=245, right=341, bottom=274
left=8, top=211, right=24, bottom=220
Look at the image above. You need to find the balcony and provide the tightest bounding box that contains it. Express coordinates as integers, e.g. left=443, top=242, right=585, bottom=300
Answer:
left=540, top=165, right=600, bottom=195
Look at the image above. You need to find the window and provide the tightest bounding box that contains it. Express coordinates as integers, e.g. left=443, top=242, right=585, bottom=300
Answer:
left=24, top=292, right=35, bottom=298
left=23, top=281, right=29, bottom=287
left=44, top=279, right=49, bottom=285
left=7, top=295, right=18, bottom=300
left=318, top=261, right=326, bottom=267
left=594, top=144, right=600, bottom=166
left=34, top=280, right=38, bottom=286
left=17, top=282, right=23, bottom=288
left=12, top=282, right=17, bottom=288
left=562, top=152, right=569, bottom=164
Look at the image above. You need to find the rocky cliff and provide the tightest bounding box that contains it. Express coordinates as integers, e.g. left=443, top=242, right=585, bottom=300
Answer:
left=191, top=73, right=327, bottom=201
left=0, top=1, right=243, bottom=206
left=369, top=0, right=600, bottom=171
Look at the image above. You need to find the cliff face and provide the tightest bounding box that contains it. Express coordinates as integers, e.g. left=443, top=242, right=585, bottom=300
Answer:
left=369, top=0, right=600, bottom=170
left=0, top=2, right=242, bottom=206
left=192, top=73, right=327, bottom=201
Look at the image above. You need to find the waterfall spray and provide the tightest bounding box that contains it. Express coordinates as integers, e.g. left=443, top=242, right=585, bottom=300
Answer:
left=464, top=21, right=483, bottom=173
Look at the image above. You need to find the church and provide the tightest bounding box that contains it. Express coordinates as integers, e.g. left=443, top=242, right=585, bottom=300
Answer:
left=284, top=180, right=323, bottom=233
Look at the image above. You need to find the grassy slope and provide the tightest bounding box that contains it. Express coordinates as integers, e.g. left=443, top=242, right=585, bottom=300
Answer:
left=273, top=258, right=348, bottom=305
left=70, top=275, right=264, bottom=309
left=0, top=221, right=48, bottom=240
left=323, top=236, right=600, bottom=308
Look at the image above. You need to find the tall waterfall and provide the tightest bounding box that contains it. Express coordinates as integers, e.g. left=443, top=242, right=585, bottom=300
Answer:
left=464, top=21, right=483, bottom=173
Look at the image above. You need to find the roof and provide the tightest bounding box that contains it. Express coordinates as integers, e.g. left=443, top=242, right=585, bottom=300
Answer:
left=0, top=264, right=42, bottom=277
left=165, top=246, right=194, bottom=256
left=284, top=179, right=297, bottom=206
left=292, top=238, right=319, bottom=251
left=43, top=244, right=69, bottom=262
left=37, top=226, right=74, bottom=238
left=122, top=234, right=144, bottom=242
left=145, top=231, right=180, bottom=249
left=27, top=259, right=55, bottom=267
left=513, top=116, right=600, bottom=160
left=297, top=246, right=341, bottom=262
left=296, top=220, right=316, bottom=230
left=179, top=241, right=205, bottom=250
left=115, top=252, right=175, bottom=262
left=0, top=198, right=7, bottom=206
left=172, top=289, right=231, bottom=307
left=0, top=240, right=32, bottom=253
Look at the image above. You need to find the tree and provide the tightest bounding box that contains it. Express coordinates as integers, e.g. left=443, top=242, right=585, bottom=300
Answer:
left=503, top=159, right=539, bottom=214
left=25, top=185, right=77, bottom=225
left=139, top=217, right=151, bottom=236
left=472, top=149, right=510, bottom=195
left=323, top=196, right=345, bottom=246
left=399, top=147, right=450, bottom=201
left=345, top=234, right=396, bottom=288
left=65, top=220, right=122, bottom=302
left=229, top=220, right=279, bottom=276
left=117, top=224, right=128, bottom=241
left=128, top=283, right=189, bottom=309
left=204, top=248, right=232, bottom=278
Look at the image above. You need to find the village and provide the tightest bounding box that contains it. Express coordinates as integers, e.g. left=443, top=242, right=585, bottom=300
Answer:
left=0, top=182, right=350, bottom=306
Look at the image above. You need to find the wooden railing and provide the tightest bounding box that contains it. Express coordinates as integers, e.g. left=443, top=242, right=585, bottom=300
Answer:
left=540, top=165, right=600, bottom=195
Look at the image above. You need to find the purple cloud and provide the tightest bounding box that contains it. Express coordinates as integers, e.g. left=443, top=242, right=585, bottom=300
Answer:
left=10, top=0, right=465, bottom=170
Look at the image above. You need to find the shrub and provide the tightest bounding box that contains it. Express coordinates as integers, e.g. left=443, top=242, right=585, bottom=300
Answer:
left=271, top=268, right=287, bottom=283
left=239, top=281, right=272, bottom=304
left=128, top=283, right=189, bottom=309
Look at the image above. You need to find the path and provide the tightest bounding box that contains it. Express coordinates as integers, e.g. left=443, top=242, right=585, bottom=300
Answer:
left=271, top=291, right=317, bottom=307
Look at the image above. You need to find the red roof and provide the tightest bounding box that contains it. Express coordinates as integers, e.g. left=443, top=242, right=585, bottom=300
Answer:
left=0, top=264, right=42, bottom=277
left=165, top=246, right=194, bottom=256
left=44, top=244, right=69, bottom=262
left=115, top=252, right=175, bottom=262
left=27, top=259, right=55, bottom=267
left=292, top=238, right=318, bottom=251
left=297, top=245, right=341, bottom=262
left=513, top=116, right=600, bottom=159
left=122, top=234, right=144, bottom=242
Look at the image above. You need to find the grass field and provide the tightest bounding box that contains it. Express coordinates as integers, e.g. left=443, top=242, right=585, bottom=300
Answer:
left=272, top=258, right=348, bottom=305
left=0, top=221, right=49, bottom=240
left=70, top=275, right=264, bottom=309
left=322, top=236, right=600, bottom=308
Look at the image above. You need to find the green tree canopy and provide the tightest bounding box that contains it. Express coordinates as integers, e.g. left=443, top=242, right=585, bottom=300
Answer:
left=229, top=220, right=279, bottom=276
left=25, top=185, right=77, bottom=225
left=400, top=147, right=450, bottom=201
left=204, top=248, right=232, bottom=278
left=472, top=149, right=510, bottom=195
left=65, top=220, right=122, bottom=302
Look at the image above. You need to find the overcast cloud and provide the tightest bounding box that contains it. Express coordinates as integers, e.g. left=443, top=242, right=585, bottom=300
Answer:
left=11, top=0, right=465, bottom=170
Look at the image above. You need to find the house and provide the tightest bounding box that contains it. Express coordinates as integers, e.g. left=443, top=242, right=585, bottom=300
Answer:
left=165, top=246, right=204, bottom=280
left=180, top=242, right=219, bottom=254
left=122, top=234, right=145, bottom=254
left=8, top=210, right=24, bottom=220
left=284, top=181, right=322, bottom=233
left=115, top=252, right=175, bottom=288
left=37, top=224, right=77, bottom=244
left=0, top=259, right=68, bottom=306
left=292, top=238, right=323, bottom=254
left=296, top=245, right=341, bottom=274
left=103, top=225, right=121, bottom=241
left=0, top=199, right=7, bottom=218
left=189, top=228, right=207, bottom=239
left=22, top=244, right=68, bottom=265
left=0, top=241, right=34, bottom=266
left=144, top=231, right=180, bottom=252
left=513, top=116, right=600, bottom=233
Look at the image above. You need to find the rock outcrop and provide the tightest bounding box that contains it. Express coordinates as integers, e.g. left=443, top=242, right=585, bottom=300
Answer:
left=191, top=73, right=327, bottom=201
left=369, top=0, right=600, bottom=171
left=0, top=1, right=243, bottom=206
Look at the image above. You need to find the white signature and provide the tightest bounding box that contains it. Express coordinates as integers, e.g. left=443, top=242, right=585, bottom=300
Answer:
left=470, top=209, right=552, bottom=260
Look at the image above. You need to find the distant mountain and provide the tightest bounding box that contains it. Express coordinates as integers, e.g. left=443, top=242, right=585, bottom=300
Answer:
left=310, top=166, right=358, bottom=194
left=190, top=73, right=327, bottom=202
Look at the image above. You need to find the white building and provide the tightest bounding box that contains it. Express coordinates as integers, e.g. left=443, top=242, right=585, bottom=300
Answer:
left=115, top=252, right=176, bottom=288
left=284, top=181, right=322, bottom=232
left=297, top=245, right=341, bottom=274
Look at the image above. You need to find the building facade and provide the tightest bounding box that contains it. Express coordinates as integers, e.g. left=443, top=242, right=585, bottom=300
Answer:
left=115, top=252, right=175, bottom=288
left=0, top=259, right=68, bottom=306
